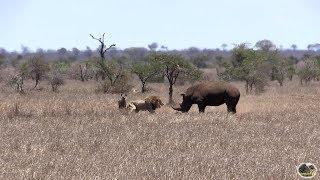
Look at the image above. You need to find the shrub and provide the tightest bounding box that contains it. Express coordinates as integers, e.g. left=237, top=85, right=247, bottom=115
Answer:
left=220, top=44, right=270, bottom=94
left=49, top=74, right=64, bottom=92
left=96, top=71, right=133, bottom=94
left=296, top=59, right=318, bottom=85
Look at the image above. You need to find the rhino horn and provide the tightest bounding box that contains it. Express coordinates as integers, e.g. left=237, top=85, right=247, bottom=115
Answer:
left=171, top=104, right=182, bottom=111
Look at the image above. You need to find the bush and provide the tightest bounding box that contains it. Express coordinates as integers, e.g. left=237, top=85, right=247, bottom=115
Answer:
left=49, top=74, right=64, bottom=92
left=220, top=44, right=270, bottom=94
left=96, top=71, right=133, bottom=94
left=296, top=59, right=318, bottom=85
left=9, top=75, right=24, bottom=93
left=68, top=62, right=94, bottom=81
left=27, top=56, right=50, bottom=89
left=52, top=60, right=71, bottom=74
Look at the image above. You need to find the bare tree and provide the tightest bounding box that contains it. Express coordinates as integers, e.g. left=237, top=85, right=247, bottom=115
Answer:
left=90, top=33, right=129, bottom=93
left=90, top=33, right=115, bottom=60
left=27, top=56, right=49, bottom=89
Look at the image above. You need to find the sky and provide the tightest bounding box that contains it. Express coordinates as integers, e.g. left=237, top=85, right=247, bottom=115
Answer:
left=1, top=0, right=320, bottom=51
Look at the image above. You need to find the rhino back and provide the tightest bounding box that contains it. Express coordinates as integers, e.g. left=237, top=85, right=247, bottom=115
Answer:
left=183, top=82, right=228, bottom=105
left=225, top=83, right=240, bottom=98
left=186, top=81, right=227, bottom=97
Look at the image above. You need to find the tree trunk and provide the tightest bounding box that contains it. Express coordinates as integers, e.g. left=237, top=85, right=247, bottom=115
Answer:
left=279, top=80, right=283, bottom=86
left=51, top=85, right=56, bottom=92
left=249, top=82, right=253, bottom=92
left=245, top=81, right=249, bottom=94
left=79, top=65, right=85, bottom=82
left=168, top=83, right=174, bottom=104
left=33, top=76, right=40, bottom=89
left=141, top=81, right=146, bottom=93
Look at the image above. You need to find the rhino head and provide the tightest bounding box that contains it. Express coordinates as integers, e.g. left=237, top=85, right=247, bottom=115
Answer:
left=171, top=94, right=192, bottom=113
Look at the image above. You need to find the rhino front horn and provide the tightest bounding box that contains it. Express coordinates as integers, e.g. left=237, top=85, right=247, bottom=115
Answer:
left=171, top=105, right=182, bottom=111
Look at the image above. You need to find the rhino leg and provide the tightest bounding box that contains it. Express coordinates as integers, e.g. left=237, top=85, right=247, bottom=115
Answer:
left=227, top=106, right=236, bottom=114
left=225, top=95, right=239, bottom=114
left=197, top=103, right=206, bottom=113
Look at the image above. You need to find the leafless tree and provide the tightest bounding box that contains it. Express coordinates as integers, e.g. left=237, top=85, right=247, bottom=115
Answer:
left=90, top=33, right=116, bottom=60
left=90, top=33, right=129, bottom=93
left=28, top=56, right=49, bottom=89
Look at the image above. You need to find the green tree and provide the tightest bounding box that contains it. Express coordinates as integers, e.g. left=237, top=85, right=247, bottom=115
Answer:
left=220, top=44, right=270, bottom=94
left=155, top=53, right=202, bottom=104
left=221, top=43, right=228, bottom=51
left=291, top=44, right=297, bottom=51
left=131, top=60, right=161, bottom=93
left=255, top=39, right=275, bottom=52
left=190, top=54, right=211, bottom=68
left=297, top=58, right=319, bottom=85
left=148, top=42, right=158, bottom=51
left=9, top=62, right=30, bottom=93
left=52, top=60, right=71, bottom=74
left=287, top=66, right=295, bottom=81
left=268, top=51, right=288, bottom=86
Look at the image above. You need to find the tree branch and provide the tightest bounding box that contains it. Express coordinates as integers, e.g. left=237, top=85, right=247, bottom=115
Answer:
left=172, top=70, right=180, bottom=84
left=90, top=34, right=103, bottom=44
left=103, top=44, right=116, bottom=54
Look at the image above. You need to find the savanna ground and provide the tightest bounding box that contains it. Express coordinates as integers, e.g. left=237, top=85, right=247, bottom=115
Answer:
left=0, top=77, right=319, bottom=179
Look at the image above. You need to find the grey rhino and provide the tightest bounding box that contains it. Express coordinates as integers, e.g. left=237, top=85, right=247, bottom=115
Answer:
left=172, top=81, right=240, bottom=113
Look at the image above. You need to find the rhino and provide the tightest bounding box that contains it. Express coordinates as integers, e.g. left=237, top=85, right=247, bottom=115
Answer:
left=172, top=81, right=240, bottom=113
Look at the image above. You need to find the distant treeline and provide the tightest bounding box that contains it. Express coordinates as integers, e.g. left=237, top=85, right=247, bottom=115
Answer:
left=1, top=41, right=320, bottom=69
left=1, top=40, right=320, bottom=100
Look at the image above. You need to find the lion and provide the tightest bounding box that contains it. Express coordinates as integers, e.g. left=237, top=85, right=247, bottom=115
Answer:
left=128, top=96, right=164, bottom=113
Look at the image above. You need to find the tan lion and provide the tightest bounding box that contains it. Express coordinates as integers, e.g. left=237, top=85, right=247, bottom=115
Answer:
left=128, top=96, right=164, bottom=113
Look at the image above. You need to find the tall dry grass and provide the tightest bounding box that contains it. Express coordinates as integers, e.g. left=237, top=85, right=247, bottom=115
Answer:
left=0, top=78, right=319, bottom=179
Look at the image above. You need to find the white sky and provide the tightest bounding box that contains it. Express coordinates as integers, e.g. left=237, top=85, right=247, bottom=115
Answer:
left=1, top=0, right=319, bottom=51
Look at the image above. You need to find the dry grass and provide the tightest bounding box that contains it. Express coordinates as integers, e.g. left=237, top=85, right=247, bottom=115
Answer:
left=0, top=78, right=319, bottom=179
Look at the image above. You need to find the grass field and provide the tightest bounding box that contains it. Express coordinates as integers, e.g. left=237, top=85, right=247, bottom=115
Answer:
left=0, top=78, right=319, bottom=179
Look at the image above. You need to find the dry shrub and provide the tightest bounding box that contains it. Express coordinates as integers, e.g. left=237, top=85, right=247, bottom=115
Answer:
left=202, top=68, right=218, bottom=81
left=0, top=79, right=319, bottom=179
left=6, top=103, right=33, bottom=119
left=6, top=103, right=20, bottom=119
left=0, top=67, right=16, bottom=83
left=49, top=74, right=64, bottom=92
left=67, top=63, right=94, bottom=81
left=96, top=74, right=134, bottom=94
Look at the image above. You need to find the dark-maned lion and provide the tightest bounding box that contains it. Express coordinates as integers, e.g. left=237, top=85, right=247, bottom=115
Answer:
left=128, top=96, right=164, bottom=113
